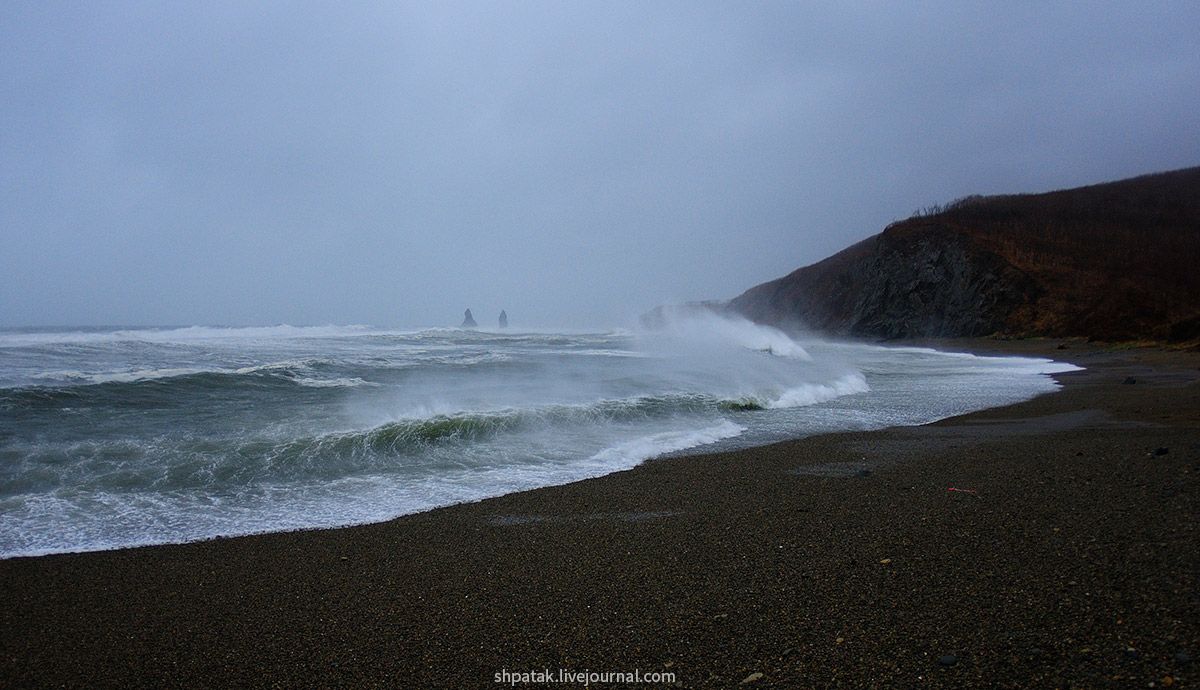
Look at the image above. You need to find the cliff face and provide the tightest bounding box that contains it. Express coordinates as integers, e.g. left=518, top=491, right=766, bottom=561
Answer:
left=726, top=166, right=1200, bottom=341
left=729, top=226, right=1037, bottom=338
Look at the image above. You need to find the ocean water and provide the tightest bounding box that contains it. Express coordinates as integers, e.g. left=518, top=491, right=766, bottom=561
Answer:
left=0, top=315, right=1079, bottom=558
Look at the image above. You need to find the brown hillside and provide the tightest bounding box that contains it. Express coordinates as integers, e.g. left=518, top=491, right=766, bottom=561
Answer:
left=727, top=166, right=1200, bottom=341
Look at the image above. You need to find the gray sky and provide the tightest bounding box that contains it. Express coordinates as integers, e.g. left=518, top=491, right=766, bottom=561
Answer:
left=3, top=2, right=1198, bottom=329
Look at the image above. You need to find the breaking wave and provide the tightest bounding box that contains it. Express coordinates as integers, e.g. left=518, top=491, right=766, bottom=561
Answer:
left=0, top=318, right=1080, bottom=557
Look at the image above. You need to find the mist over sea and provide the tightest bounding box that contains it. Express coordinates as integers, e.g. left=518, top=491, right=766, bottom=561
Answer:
left=0, top=315, right=1079, bottom=557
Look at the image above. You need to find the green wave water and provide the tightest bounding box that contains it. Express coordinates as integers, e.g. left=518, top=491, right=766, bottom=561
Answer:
left=0, top=321, right=1078, bottom=557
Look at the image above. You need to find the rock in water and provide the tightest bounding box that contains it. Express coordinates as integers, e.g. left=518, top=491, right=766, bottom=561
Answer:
left=461, top=309, right=478, bottom=328
left=499, top=310, right=508, bottom=328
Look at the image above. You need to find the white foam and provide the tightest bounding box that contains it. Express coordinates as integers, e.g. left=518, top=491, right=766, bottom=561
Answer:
left=24, top=358, right=336, bottom=387
left=114, top=324, right=377, bottom=343
left=768, top=373, right=870, bottom=408
left=0, top=325, right=1089, bottom=558
left=0, top=419, right=748, bottom=558
left=588, top=419, right=746, bottom=465
left=0, top=324, right=393, bottom=349
left=641, top=309, right=812, bottom=360
left=543, top=348, right=647, bottom=358
left=293, top=376, right=377, bottom=388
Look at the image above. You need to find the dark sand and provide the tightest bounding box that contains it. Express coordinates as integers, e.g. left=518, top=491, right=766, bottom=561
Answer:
left=2, top=340, right=1198, bottom=689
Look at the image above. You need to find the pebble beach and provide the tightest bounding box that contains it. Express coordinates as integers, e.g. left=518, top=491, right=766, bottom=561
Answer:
left=2, top=339, right=1197, bottom=689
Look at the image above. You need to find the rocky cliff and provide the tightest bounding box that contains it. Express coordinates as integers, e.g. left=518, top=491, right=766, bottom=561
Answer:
left=725, top=166, right=1200, bottom=342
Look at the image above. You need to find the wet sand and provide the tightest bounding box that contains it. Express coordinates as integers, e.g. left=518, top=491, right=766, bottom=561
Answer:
left=2, top=339, right=1198, bottom=688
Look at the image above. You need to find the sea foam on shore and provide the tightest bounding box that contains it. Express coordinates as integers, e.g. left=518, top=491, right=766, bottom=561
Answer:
left=0, top=317, right=1078, bottom=557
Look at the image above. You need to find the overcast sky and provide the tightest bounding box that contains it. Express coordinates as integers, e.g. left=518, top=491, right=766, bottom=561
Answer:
left=3, top=2, right=1198, bottom=329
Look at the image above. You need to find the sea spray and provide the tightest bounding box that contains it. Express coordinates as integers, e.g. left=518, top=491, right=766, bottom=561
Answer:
left=0, top=320, right=1079, bottom=557
left=637, top=309, right=813, bottom=360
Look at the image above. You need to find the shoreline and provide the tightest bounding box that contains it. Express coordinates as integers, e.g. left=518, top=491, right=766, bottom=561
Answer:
left=2, top=338, right=1197, bottom=688
left=0, top=335, right=1069, bottom=563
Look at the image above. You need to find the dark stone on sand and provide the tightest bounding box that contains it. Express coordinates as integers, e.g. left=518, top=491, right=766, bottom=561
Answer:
left=461, top=309, right=478, bottom=328
left=940, top=654, right=958, bottom=666
left=1122, top=376, right=1137, bottom=384
left=1155, top=447, right=1170, bottom=455
left=1176, top=652, right=1192, bottom=663
left=855, top=469, right=873, bottom=477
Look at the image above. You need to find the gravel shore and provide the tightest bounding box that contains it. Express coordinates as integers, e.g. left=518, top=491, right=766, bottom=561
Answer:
left=2, top=339, right=1197, bottom=689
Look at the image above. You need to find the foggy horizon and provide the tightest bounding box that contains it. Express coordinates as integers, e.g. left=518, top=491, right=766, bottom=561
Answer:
left=4, top=3, right=1199, bottom=330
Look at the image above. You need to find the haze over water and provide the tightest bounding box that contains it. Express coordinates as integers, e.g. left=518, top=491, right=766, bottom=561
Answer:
left=0, top=314, right=1079, bottom=558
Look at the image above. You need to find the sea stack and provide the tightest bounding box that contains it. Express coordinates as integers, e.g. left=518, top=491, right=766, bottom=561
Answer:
left=498, top=310, right=508, bottom=328
left=460, top=309, right=478, bottom=328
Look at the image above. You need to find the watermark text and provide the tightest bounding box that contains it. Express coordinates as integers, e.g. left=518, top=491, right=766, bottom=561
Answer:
left=495, top=668, right=676, bottom=686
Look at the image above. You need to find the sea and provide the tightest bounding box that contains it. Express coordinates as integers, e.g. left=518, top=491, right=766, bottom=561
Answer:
left=0, top=314, right=1080, bottom=558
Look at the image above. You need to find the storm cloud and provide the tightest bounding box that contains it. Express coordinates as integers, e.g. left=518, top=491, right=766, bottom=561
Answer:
left=3, top=2, right=1198, bottom=328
